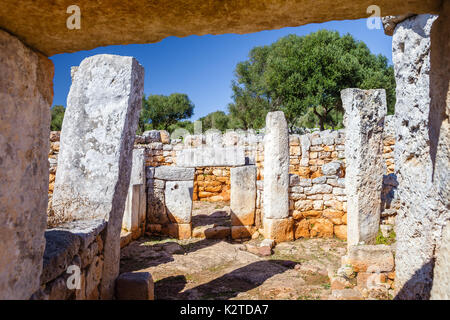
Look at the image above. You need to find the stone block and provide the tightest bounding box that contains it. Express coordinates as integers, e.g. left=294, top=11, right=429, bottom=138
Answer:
left=322, top=161, right=343, bottom=176
left=154, top=166, right=195, bottom=181
left=204, top=226, right=231, bottom=239
left=347, top=245, right=394, bottom=272
left=116, top=272, right=154, bottom=300
left=163, top=223, right=192, bottom=240
left=309, top=218, right=334, bottom=238
left=294, top=219, right=310, bottom=239
left=230, top=166, right=256, bottom=226
left=142, top=130, right=161, bottom=143
left=334, top=225, right=347, bottom=240
left=165, top=180, right=194, bottom=224
left=263, top=217, right=294, bottom=243
left=231, top=226, right=256, bottom=239
left=147, top=187, right=169, bottom=225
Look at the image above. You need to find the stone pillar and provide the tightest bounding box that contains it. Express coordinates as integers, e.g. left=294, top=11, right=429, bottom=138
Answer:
left=154, top=166, right=195, bottom=240
left=230, top=166, right=256, bottom=238
left=52, top=54, right=144, bottom=299
left=0, top=30, right=54, bottom=299
left=122, top=184, right=141, bottom=233
left=342, top=88, right=387, bottom=246
left=392, top=12, right=449, bottom=299
left=263, top=111, right=293, bottom=242
left=122, top=149, right=146, bottom=234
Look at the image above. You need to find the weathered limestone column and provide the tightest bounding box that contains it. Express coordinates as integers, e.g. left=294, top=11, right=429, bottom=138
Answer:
left=263, top=111, right=293, bottom=242
left=52, top=54, right=144, bottom=299
left=0, top=30, right=54, bottom=299
left=391, top=12, right=449, bottom=299
left=230, top=166, right=256, bottom=226
left=122, top=149, right=146, bottom=234
left=342, top=88, right=387, bottom=246
left=122, top=184, right=141, bottom=233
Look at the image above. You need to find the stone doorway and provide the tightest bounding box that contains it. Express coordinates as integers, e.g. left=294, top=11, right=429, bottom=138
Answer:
left=145, top=144, right=258, bottom=241
left=191, top=167, right=231, bottom=240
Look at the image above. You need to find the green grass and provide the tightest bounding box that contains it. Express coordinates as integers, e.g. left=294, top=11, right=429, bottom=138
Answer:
left=375, top=228, right=396, bottom=245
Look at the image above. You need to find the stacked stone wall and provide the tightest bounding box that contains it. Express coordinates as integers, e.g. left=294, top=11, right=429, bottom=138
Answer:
left=49, top=120, right=397, bottom=242
left=32, top=220, right=107, bottom=300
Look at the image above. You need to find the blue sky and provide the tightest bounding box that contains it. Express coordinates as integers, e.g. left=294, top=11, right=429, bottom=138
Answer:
left=50, top=18, right=392, bottom=120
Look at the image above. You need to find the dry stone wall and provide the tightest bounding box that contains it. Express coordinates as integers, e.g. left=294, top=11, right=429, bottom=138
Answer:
left=49, top=116, right=397, bottom=243
left=31, top=220, right=107, bottom=300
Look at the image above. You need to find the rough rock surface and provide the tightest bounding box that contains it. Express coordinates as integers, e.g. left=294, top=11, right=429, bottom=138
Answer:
left=230, top=166, right=257, bottom=226
left=430, top=223, right=450, bottom=300
left=263, top=111, right=289, bottom=219
left=165, top=181, right=194, bottom=224
left=428, top=1, right=450, bottom=301
left=52, top=54, right=144, bottom=299
left=0, top=1, right=440, bottom=55
left=392, top=14, right=448, bottom=300
left=0, top=30, right=53, bottom=299
left=342, top=88, right=387, bottom=246
left=382, top=14, right=416, bottom=36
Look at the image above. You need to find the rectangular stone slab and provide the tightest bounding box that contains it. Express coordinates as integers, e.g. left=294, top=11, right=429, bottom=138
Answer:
left=122, top=184, right=141, bottom=232
left=263, top=111, right=290, bottom=219
left=342, top=88, right=386, bottom=246
left=230, top=166, right=256, bottom=226
left=165, top=181, right=194, bottom=224
left=0, top=30, right=53, bottom=300
left=128, top=149, right=146, bottom=225
left=51, top=54, right=144, bottom=299
left=176, top=147, right=245, bottom=167
left=154, top=166, right=195, bottom=181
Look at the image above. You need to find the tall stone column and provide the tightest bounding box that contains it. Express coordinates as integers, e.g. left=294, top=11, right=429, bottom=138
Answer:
left=391, top=12, right=449, bottom=299
left=263, top=111, right=293, bottom=242
left=342, top=88, right=387, bottom=247
left=123, top=149, right=146, bottom=234
left=52, top=54, right=144, bottom=299
left=0, top=30, right=54, bottom=299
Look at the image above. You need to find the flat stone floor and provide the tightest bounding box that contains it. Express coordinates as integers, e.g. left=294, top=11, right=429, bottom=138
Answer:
left=120, top=201, right=347, bottom=300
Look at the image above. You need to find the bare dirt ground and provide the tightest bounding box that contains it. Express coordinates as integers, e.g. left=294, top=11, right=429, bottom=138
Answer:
left=120, top=202, right=347, bottom=300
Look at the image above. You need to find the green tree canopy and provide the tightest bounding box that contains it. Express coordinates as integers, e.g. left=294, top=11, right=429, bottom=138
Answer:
left=50, top=105, right=65, bottom=131
left=229, top=30, right=396, bottom=131
left=139, top=93, right=195, bottom=133
left=199, top=111, right=230, bottom=132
